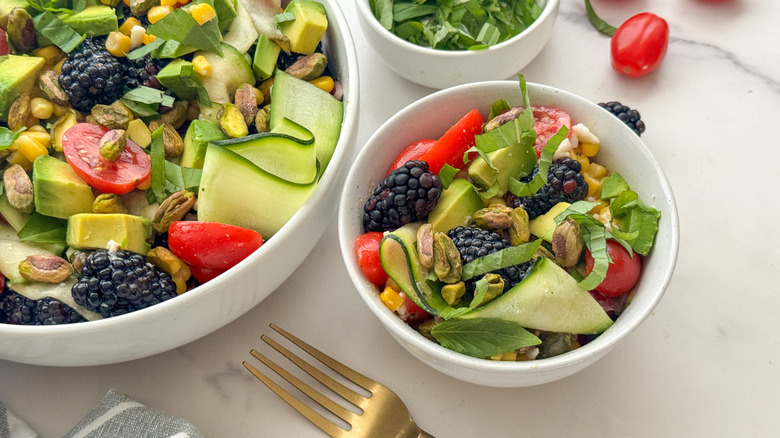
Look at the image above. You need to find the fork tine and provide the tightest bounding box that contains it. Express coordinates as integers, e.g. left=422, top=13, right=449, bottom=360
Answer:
left=270, top=324, right=378, bottom=392
left=248, top=348, right=356, bottom=424
left=243, top=358, right=346, bottom=437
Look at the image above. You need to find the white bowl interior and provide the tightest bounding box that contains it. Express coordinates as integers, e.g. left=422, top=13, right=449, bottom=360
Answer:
left=0, top=0, right=360, bottom=367
left=338, top=81, right=679, bottom=387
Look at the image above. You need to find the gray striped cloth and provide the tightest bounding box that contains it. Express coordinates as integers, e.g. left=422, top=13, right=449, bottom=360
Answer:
left=2, top=390, right=204, bottom=438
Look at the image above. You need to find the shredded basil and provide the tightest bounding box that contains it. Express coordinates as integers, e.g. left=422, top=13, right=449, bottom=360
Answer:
left=0, top=127, right=25, bottom=151
left=32, top=11, right=85, bottom=53
left=461, top=239, right=542, bottom=281
left=149, top=126, right=167, bottom=203
left=584, top=0, right=617, bottom=37
left=17, top=213, right=67, bottom=245
left=431, top=318, right=541, bottom=358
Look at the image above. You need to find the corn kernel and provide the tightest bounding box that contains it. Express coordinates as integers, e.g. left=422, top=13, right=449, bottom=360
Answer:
left=30, top=97, right=54, bottom=120
left=27, top=124, right=47, bottom=133
left=178, top=0, right=191, bottom=4
left=501, top=351, right=518, bottom=361
left=53, top=59, right=64, bottom=74
left=141, top=33, right=157, bottom=45
left=5, top=151, right=33, bottom=171
left=584, top=174, right=602, bottom=199
left=585, top=162, right=608, bottom=179
left=105, top=31, right=132, bottom=57
left=192, top=55, right=212, bottom=77
left=22, top=131, right=52, bottom=148
left=569, top=149, right=589, bottom=173
left=147, top=6, right=174, bottom=24
left=15, top=135, right=49, bottom=162
left=581, top=141, right=600, bottom=157
left=52, top=104, right=68, bottom=118
left=33, top=45, right=64, bottom=65
left=380, top=287, right=405, bottom=312
left=252, top=87, right=263, bottom=105
left=189, top=3, right=216, bottom=25
left=309, top=76, right=334, bottom=93
left=119, top=17, right=142, bottom=35
left=160, top=0, right=177, bottom=6
left=587, top=200, right=608, bottom=215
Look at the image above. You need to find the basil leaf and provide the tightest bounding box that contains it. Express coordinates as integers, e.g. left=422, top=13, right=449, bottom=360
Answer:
left=17, top=213, right=67, bottom=245
left=122, top=86, right=175, bottom=106
left=461, top=239, right=542, bottom=281
left=33, top=11, right=85, bottom=53
left=0, top=127, right=25, bottom=151
left=568, top=214, right=610, bottom=290
left=488, top=99, right=510, bottom=121
left=584, top=0, right=617, bottom=37
left=369, top=0, right=394, bottom=30
left=509, top=124, right=568, bottom=197
left=438, top=163, right=458, bottom=189
left=554, top=200, right=601, bottom=223
left=610, top=190, right=661, bottom=256
left=273, top=12, right=296, bottom=24
left=601, top=172, right=630, bottom=199
left=126, top=38, right=165, bottom=60
left=164, top=160, right=202, bottom=192
left=431, top=318, right=541, bottom=358
left=149, top=126, right=166, bottom=203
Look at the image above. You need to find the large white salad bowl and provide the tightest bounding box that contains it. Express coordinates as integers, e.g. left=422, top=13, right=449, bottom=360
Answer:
left=338, top=81, right=679, bottom=387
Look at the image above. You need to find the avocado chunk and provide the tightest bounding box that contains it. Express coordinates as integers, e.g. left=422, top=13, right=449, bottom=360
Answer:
left=32, top=155, right=95, bottom=219
left=427, top=179, right=484, bottom=234
left=278, top=0, right=328, bottom=55
left=252, top=33, right=280, bottom=81
left=66, top=213, right=153, bottom=255
left=0, top=55, right=45, bottom=123
left=180, top=119, right=226, bottom=169
left=528, top=201, right=570, bottom=242
left=458, top=257, right=613, bottom=334
left=0, top=191, right=29, bottom=231
left=156, top=59, right=203, bottom=101
left=60, top=5, right=118, bottom=37
left=468, top=139, right=536, bottom=197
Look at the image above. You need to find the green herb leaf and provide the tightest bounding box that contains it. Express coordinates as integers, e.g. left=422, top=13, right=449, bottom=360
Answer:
left=273, top=11, right=296, bottom=24
left=600, top=172, right=630, bottom=199
left=122, top=86, right=175, bottom=107
left=126, top=38, right=166, bottom=60
left=431, top=318, right=541, bottom=358
left=147, top=9, right=222, bottom=55
left=584, top=0, right=616, bottom=36
left=554, top=200, right=601, bottom=223
left=461, top=239, right=542, bottom=281
left=488, top=99, right=510, bottom=121
left=509, top=124, right=568, bottom=197
left=17, top=213, right=67, bottom=245
left=149, top=126, right=167, bottom=203
left=0, top=127, right=25, bottom=151
left=566, top=213, right=610, bottom=290
left=610, top=190, right=661, bottom=256
left=33, top=11, right=85, bottom=53
left=164, top=160, right=202, bottom=192
left=369, top=0, right=394, bottom=29
left=438, top=163, right=458, bottom=189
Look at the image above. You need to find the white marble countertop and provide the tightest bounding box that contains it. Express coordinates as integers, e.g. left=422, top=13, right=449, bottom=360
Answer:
left=2, top=0, right=779, bottom=436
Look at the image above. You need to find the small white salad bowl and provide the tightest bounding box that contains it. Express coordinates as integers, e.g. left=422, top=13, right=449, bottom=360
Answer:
left=338, top=81, right=679, bottom=387
left=0, top=0, right=359, bottom=367
left=355, top=0, right=560, bottom=89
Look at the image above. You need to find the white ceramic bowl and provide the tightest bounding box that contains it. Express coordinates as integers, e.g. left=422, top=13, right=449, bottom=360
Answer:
left=355, top=0, right=560, bottom=89
left=338, top=81, right=679, bottom=387
left=0, top=0, right=359, bottom=367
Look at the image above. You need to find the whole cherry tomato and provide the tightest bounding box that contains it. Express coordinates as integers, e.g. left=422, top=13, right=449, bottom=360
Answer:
left=419, top=109, right=484, bottom=174
left=354, top=232, right=388, bottom=287
left=611, top=13, right=669, bottom=78
left=585, top=239, right=642, bottom=297
left=61, top=123, right=151, bottom=194
left=387, top=139, right=436, bottom=175
left=168, top=221, right=264, bottom=271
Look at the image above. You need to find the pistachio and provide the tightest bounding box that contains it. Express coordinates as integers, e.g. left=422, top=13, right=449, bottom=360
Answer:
left=432, top=232, right=462, bottom=284
left=285, top=53, right=328, bottom=81
left=7, top=8, right=36, bottom=53
left=441, top=281, right=466, bottom=306
left=129, top=0, right=157, bottom=15
left=479, top=273, right=504, bottom=305
left=198, top=102, right=223, bottom=123
left=147, top=247, right=191, bottom=294
left=269, top=34, right=291, bottom=53
left=508, top=207, right=530, bottom=246
left=186, top=99, right=201, bottom=121
left=152, top=190, right=196, bottom=233
left=38, top=70, right=69, bottom=106
left=159, top=101, right=189, bottom=129
left=551, top=217, right=584, bottom=267
left=235, top=84, right=258, bottom=125
left=416, top=318, right=439, bottom=342
left=473, top=204, right=514, bottom=230
left=218, top=103, right=249, bottom=138
left=51, top=109, right=80, bottom=152
left=99, top=129, right=127, bottom=161
left=91, top=101, right=133, bottom=130
left=93, top=193, right=129, bottom=214
left=18, top=255, right=73, bottom=283
left=69, top=251, right=88, bottom=276
left=416, top=223, right=434, bottom=269
left=2, top=164, right=34, bottom=213
left=483, top=106, right=524, bottom=133
left=7, top=94, right=31, bottom=131
left=254, top=107, right=270, bottom=133
left=149, top=120, right=184, bottom=157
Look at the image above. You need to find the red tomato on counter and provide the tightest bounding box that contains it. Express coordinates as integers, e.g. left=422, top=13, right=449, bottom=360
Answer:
left=611, top=13, right=669, bottom=78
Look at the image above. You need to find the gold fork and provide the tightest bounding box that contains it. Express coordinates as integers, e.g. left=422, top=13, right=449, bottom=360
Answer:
left=243, top=323, right=434, bottom=438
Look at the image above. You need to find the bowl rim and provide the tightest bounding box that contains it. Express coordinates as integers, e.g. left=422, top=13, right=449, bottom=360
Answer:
left=0, top=0, right=361, bottom=337
left=355, top=0, right=561, bottom=57
left=338, top=79, right=680, bottom=374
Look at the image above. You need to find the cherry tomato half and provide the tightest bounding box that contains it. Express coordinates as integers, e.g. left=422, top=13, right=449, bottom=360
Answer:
left=0, top=29, right=11, bottom=56
left=61, top=123, right=151, bottom=195
left=189, top=266, right=226, bottom=284
left=398, top=295, right=430, bottom=325
left=419, top=109, right=484, bottom=174
left=168, top=221, right=264, bottom=271
left=532, top=106, right=572, bottom=157
left=585, top=239, right=642, bottom=297
left=355, top=232, right=388, bottom=287
left=387, top=139, right=436, bottom=175
left=611, top=13, right=669, bottom=78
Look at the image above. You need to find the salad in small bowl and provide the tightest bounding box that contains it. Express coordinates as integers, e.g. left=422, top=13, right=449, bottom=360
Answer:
left=338, top=78, right=678, bottom=387
left=0, top=0, right=358, bottom=365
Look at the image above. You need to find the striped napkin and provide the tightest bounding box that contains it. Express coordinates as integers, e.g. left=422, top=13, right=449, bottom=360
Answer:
left=2, top=390, right=203, bottom=438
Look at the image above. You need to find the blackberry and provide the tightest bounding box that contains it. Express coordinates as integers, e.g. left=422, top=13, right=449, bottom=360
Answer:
left=37, top=297, right=87, bottom=325
left=447, top=226, right=533, bottom=296
left=362, top=160, right=442, bottom=232
left=71, top=249, right=176, bottom=318
left=277, top=42, right=325, bottom=71
left=507, top=158, right=588, bottom=219
left=59, top=38, right=126, bottom=112
left=122, top=55, right=164, bottom=90
left=0, top=291, right=84, bottom=325
left=598, top=101, right=645, bottom=136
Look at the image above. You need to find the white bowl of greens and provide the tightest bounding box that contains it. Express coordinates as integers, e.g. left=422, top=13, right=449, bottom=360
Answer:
left=338, top=79, right=678, bottom=387
left=355, top=0, right=560, bottom=89
left=0, top=0, right=358, bottom=366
